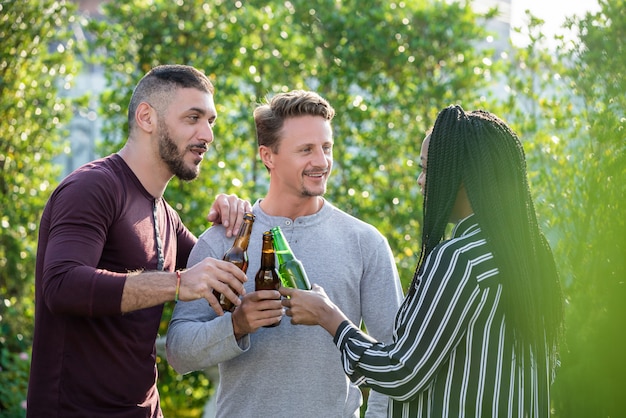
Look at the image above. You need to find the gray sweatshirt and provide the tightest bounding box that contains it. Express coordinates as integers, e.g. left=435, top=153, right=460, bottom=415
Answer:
left=166, top=200, right=403, bottom=418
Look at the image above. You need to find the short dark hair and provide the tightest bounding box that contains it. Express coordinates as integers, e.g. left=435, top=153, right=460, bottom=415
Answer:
left=128, top=64, right=214, bottom=131
left=253, top=90, right=335, bottom=153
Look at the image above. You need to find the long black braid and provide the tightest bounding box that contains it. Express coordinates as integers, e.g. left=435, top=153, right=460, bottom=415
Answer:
left=415, top=105, right=467, bottom=279
left=415, top=104, right=564, bottom=363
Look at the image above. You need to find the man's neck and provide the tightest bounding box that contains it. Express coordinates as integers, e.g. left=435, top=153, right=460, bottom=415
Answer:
left=260, top=193, right=324, bottom=221
left=118, top=143, right=171, bottom=198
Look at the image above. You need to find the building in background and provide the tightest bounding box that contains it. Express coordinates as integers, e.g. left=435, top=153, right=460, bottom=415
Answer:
left=58, top=0, right=106, bottom=177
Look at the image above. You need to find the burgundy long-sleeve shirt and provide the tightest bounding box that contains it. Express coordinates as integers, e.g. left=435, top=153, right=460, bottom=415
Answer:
left=27, top=154, right=196, bottom=418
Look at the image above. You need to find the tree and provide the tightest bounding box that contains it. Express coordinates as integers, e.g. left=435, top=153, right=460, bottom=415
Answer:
left=552, top=1, right=626, bottom=415
left=495, top=1, right=626, bottom=415
left=87, top=0, right=497, bottom=415
left=0, top=1, right=82, bottom=415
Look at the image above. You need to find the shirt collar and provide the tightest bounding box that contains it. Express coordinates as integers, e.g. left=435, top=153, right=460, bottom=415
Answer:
left=251, top=198, right=335, bottom=229
left=452, top=213, right=479, bottom=238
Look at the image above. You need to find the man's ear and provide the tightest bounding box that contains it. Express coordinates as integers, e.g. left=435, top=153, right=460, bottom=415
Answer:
left=259, top=145, right=274, bottom=169
left=135, top=102, right=156, bottom=133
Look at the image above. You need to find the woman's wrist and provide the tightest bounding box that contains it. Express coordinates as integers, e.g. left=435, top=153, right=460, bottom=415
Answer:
left=320, top=303, right=349, bottom=337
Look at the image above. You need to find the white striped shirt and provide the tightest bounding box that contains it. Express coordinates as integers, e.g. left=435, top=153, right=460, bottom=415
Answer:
left=334, top=215, right=553, bottom=417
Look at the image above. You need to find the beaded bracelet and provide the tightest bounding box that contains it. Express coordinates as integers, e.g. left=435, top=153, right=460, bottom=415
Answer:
left=174, top=271, right=181, bottom=303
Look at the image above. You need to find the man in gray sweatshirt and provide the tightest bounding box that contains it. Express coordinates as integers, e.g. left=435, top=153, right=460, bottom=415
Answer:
left=166, top=90, right=403, bottom=418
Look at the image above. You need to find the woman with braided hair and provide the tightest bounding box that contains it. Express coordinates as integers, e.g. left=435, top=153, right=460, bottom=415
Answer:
left=280, top=104, right=564, bottom=417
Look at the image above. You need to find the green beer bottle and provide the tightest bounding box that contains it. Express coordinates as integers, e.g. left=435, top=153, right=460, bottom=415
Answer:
left=214, top=212, right=255, bottom=311
left=270, top=226, right=312, bottom=290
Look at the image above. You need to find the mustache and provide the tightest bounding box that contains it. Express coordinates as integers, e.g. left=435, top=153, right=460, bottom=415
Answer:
left=189, top=143, right=209, bottom=152
left=304, top=168, right=329, bottom=175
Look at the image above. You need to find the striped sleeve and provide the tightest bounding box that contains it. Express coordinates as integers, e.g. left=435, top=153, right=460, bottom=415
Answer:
left=334, top=237, right=486, bottom=401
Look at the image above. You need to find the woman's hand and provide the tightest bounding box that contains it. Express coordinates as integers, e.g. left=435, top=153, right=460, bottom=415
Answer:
left=279, top=284, right=349, bottom=337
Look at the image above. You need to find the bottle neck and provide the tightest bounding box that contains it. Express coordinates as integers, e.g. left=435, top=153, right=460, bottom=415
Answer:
left=233, top=220, right=254, bottom=250
left=274, top=249, right=295, bottom=264
left=271, top=227, right=295, bottom=264
left=260, top=250, right=276, bottom=268
left=260, top=237, right=276, bottom=268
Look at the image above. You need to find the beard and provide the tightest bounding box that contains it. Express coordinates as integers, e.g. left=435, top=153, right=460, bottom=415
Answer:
left=300, top=170, right=329, bottom=197
left=301, top=185, right=326, bottom=197
left=158, top=121, right=199, bottom=181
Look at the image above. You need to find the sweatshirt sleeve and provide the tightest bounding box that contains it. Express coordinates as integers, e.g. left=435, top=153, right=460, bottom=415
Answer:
left=39, top=169, right=127, bottom=317
left=166, top=231, right=249, bottom=374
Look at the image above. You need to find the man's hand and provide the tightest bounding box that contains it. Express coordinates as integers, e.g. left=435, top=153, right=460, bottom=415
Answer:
left=207, top=193, right=253, bottom=237
left=231, top=290, right=283, bottom=340
left=178, top=257, right=248, bottom=315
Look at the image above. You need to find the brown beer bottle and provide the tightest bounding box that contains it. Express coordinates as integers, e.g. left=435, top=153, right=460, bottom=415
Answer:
left=213, top=212, right=255, bottom=312
left=254, top=231, right=282, bottom=327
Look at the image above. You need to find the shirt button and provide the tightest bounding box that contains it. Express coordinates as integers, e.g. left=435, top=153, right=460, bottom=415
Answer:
left=285, top=220, right=292, bottom=226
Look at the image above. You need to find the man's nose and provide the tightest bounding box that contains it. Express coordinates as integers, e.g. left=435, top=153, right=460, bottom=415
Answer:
left=199, top=122, right=214, bottom=144
left=312, top=147, right=329, bottom=166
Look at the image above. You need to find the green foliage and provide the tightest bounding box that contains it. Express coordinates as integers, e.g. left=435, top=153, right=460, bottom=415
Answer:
left=0, top=0, right=81, bottom=414
left=553, top=2, right=626, bottom=415
left=0, top=348, right=30, bottom=418
left=496, top=3, right=626, bottom=416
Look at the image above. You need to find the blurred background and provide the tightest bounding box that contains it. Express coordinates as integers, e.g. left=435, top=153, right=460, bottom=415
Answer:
left=1, top=0, right=624, bottom=416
